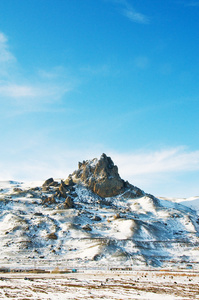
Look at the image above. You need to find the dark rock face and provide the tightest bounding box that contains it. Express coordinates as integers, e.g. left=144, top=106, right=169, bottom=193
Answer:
left=13, top=188, right=23, bottom=193
left=42, top=178, right=54, bottom=187
left=70, top=153, right=125, bottom=198
left=42, top=196, right=56, bottom=205
left=92, top=215, right=102, bottom=221
left=47, top=232, right=58, bottom=240
left=42, top=153, right=145, bottom=201
left=64, top=196, right=74, bottom=208
left=82, top=224, right=92, bottom=231
left=42, top=178, right=59, bottom=188
left=57, top=181, right=68, bottom=198
left=64, top=177, right=75, bottom=186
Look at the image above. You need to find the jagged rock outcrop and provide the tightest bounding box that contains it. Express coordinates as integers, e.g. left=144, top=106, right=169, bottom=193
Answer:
left=47, top=232, right=58, bottom=240
left=42, top=195, right=56, bottom=205
left=64, top=196, right=74, bottom=208
left=68, top=153, right=124, bottom=197
left=43, top=178, right=54, bottom=187
left=43, top=178, right=59, bottom=188
left=68, top=153, right=144, bottom=198
left=57, top=181, right=68, bottom=198
left=42, top=153, right=145, bottom=201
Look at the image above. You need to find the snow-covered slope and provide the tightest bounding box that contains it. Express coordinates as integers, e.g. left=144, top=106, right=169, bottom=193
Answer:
left=0, top=154, right=199, bottom=271
left=160, top=196, right=199, bottom=212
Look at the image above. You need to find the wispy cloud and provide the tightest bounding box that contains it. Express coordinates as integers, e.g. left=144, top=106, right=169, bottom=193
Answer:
left=0, top=84, right=39, bottom=98
left=109, top=0, right=149, bottom=24
left=0, top=144, right=199, bottom=197
left=0, top=32, right=16, bottom=63
left=0, top=145, right=104, bottom=181
left=111, top=147, right=199, bottom=177
left=0, top=32, right=73, bottom=112
left=0, top=83, right=70, bottom=100
left=1, top=145, right=199, bottom=192
left=109, top=147, right=199, bottom=196
left=0, top=33, right=17, bottom=79
left=122, top=7, right=149, bottom=24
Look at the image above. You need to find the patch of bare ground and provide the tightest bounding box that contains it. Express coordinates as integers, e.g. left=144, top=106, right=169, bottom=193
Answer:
left=0, top=271, right=199, bottom=299
left=130, top=282, right=199, bottom=298
left=59, top=280, right=199, bottom=299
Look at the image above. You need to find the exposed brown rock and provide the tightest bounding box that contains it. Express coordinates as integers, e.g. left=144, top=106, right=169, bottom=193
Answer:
left=122, top=186, right=143, bottom=199
left=43, top=178, right=54, bottom=187
left=47, top=232, right=58, bottom=240
left=42, top=196, right=56, bottom=205
left=70, top=153, right=125, bottom=197
left=92, top=215, right=101, bottom=221
left=42, top=186, right=50, bottom=192
left=55, top=181, right=70, bottom=199
left=42, top=153, right=144, bottom=201
left=113, top=213, right=121, bottom=220
left=64, top=196, right=74, bottom=209
left=64, top=176, right=75, bottom=186
left=82, top=224, right=92, bottom=231
left=58, top=181, right=68, bottom=198
left=49, top=181, right=59, bottom=187
left=13, top=188, right=23, bottom=193
left=42, top=178, right=59, bottom=188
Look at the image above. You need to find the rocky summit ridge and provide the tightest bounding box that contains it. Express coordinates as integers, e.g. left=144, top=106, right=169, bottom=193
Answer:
left=0, top=153, right=199, bottom=271
left=66, top=153, right=144, bottom=198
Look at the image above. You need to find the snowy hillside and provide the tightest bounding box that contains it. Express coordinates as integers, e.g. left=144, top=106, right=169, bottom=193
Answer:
left=159, top=196, right=199, bottom=212
left=0, top=154, right=199, bottom=271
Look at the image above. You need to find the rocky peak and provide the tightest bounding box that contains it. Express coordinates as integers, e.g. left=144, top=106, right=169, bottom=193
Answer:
left=69, top=153, right=126, bottom=197
left=42, top=154, right=145, bottom=200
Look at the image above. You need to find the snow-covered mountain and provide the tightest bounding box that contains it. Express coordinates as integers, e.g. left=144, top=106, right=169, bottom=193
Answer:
left=0, top=153, right=199, bottom=271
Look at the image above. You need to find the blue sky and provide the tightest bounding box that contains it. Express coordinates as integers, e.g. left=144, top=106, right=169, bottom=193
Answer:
left=0, top=0, right=199, bottom=197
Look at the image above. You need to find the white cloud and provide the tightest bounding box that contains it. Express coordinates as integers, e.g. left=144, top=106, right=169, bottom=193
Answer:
left=0, top=32, right=16, bottom=63
left=0, top=83, right=70, bottom=100
left=0, top=32, right=7, bottom=43
left=0, top=145, right=199, bottom=197
left=0, top=146, right=104, bottom=182
left=0, top=32, right=73, bottom=111
left=8, top=146, right=199, bottom=181
left=123, top=8, right=149, bottom=24
left=109, top=0, right=149, bottom=24
left=109, top=147, right=199, bottom=197
left=111, top=147, right=199, bottom=177
left=0, top=84, right=37, bottom=98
